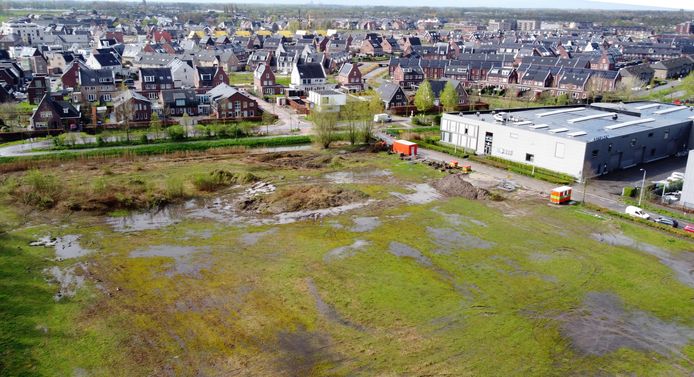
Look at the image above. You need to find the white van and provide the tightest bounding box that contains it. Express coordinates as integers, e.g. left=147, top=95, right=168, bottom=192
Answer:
left=373, top=113, right=392, bottom=123
left=625, top=206, right=650, bottom=220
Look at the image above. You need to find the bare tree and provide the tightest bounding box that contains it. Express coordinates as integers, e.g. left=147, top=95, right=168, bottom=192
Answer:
left=313, top=108, right=339, bottom=149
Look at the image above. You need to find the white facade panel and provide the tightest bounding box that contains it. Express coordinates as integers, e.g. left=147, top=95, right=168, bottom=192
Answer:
left=681, top=150, right=694, bottom=210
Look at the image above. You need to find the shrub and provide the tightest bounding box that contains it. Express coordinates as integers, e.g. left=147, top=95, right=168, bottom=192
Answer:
left=139, top=133, right=149, bottom=144
left=164, top=176, right=186, bottom=199
left=15, top=169, right=63, bottom=208
left=622, top=186, right=636, bottom=197
left=167, top=125, right=186, bottom=141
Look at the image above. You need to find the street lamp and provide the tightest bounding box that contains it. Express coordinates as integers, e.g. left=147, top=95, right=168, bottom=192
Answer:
left=638, top=168, right=647, bottom=206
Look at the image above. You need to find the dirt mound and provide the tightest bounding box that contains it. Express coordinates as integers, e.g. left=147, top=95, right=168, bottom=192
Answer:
left=432, top=174, right=497, bottom=200
left=238, top=184, right=367, bottom=214
left=247, top=151, right=337, bottom=169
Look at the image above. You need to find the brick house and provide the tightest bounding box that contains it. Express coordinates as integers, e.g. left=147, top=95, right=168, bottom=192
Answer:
left=376, top=82, right=408, bottom=110
left=206, top=83, right=259, bottom=119
left=136, top=67, right=174, bottom=101
left=337, top=62, right=364, bottom=92
left=392, top=62, right=424, bottom=89
left=27, top=76, right=49, bottom=105
left=111, top=90, right=153, bottom=123
left=194, top=65, right=228, bottom=90
left=30, top=94, right=81, bottom=130
left=253, top=63, right=283, bottom=96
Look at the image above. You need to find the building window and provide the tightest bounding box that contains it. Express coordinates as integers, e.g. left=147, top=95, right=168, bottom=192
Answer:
left=630, top=138, right=637, bottom=146
left=175, top=99, right=185, bottom=106
left=663, top=130, right=669, bottom=139
left=608, top=143, right=613, bottom=152
left=650, top=148, right=656, bottom=156
left=648, top=132, right=654, bottom=137
left=87, top=94, right=96, bottom=101
left=144, top=76, right=155, bottom=83
left=103, top=94, right=111, bottom=102
left=591, top=149, right=599, bottom=158
left=525, top=153, right=534, bottom=162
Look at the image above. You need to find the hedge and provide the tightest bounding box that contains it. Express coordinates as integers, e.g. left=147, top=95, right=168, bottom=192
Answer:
left=0, top=135, right=312, bottom=165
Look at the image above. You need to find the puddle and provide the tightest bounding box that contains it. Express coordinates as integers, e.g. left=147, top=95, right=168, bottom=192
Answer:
left=388, top=241, right=432, bottom=266
left=106, top=207, right=185, bottom=232
left=31, top=234, right=93, bottom=259
left=274, top=200, right=375, bottom=225
left=557, top=292, right=694, bottom=357
left=274, top=327, right=336, bottom=376
left=427, top=227, right=494, bottom=254
left=432, top=207, right=488, bottom=228
left=240, top=228, right=278, bottom=246
left=105, top=195, right=377, bottom=232
left=327, top=220, right=344, bottom=229
left=184, top=229, right=213, bottom=240
left=391, top=183, right=441, bottom=204
left=44, top=263, right=87, bottom=300
left=350, top=217, right=381, bottom=232
left=324, top=240, right=369, bottom=262
left=129, top=245, right=212, bottom=277
left=592, top=233, right=694, bottom=288
left=324, top=169, right=392, bottom=184
left=307, top=278, right=362, bottom=330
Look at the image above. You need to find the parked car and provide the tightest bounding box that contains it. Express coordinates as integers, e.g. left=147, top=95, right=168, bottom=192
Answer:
left=373, top=113, right=392, bottom=123
left=654, top=217, right=678, bottom=228
left=625, top=206, right=650, bottom=220
left=684, top=224, right=694, bottom=233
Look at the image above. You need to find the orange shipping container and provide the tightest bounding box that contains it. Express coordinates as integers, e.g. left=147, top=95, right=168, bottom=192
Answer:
left=393, top=139, right=418, bottom=156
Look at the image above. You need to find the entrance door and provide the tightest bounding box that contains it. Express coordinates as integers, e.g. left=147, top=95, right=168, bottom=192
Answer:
left=484, top=132, right=494, bottom=155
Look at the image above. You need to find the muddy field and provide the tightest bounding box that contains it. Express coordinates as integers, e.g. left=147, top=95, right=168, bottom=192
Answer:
left=1, top=149, right=694, bottom=376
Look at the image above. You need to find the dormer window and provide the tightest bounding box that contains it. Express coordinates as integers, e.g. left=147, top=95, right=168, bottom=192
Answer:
left=63, top=108, right=68, bottom=114
left=144, top=75, right=155, bottom=83
left=201, top=74, right=212, bottom=80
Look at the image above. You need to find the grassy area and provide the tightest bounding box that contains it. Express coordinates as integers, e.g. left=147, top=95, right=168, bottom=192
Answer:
left=1, top=151, right=693, bottom=375
left=275, top=76, right=291, bottom=87
left=228, top=72, right=254, bottom=85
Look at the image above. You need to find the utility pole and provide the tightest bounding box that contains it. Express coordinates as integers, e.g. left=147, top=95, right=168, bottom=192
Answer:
left=638, top=168, right=647, bottom=207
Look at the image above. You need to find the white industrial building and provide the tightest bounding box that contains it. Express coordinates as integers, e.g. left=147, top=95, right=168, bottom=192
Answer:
left=440, top=102, right=694, bottom=180
left=681, top=150, right=694, bottom=210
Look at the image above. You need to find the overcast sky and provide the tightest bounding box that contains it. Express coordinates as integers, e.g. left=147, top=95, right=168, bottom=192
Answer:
left=140, top=0, right=693, bottom=10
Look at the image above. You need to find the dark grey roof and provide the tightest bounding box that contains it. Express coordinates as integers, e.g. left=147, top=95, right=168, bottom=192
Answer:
left=79, top=68, right=114, bottom=85
left=376, top=82, right=404, bottom=102
left=295, top=63, right=325, bottom=79
left=92, top=53, right=120, bottom=67
left=161, top=88, right=197, bottom=106
left=139, top=67, right=173, bottom=84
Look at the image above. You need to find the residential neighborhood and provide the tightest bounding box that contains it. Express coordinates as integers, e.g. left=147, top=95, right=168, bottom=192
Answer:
left=1, top=2, right=694, bottom=377
left=1, top=4, right=693, bottom=132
